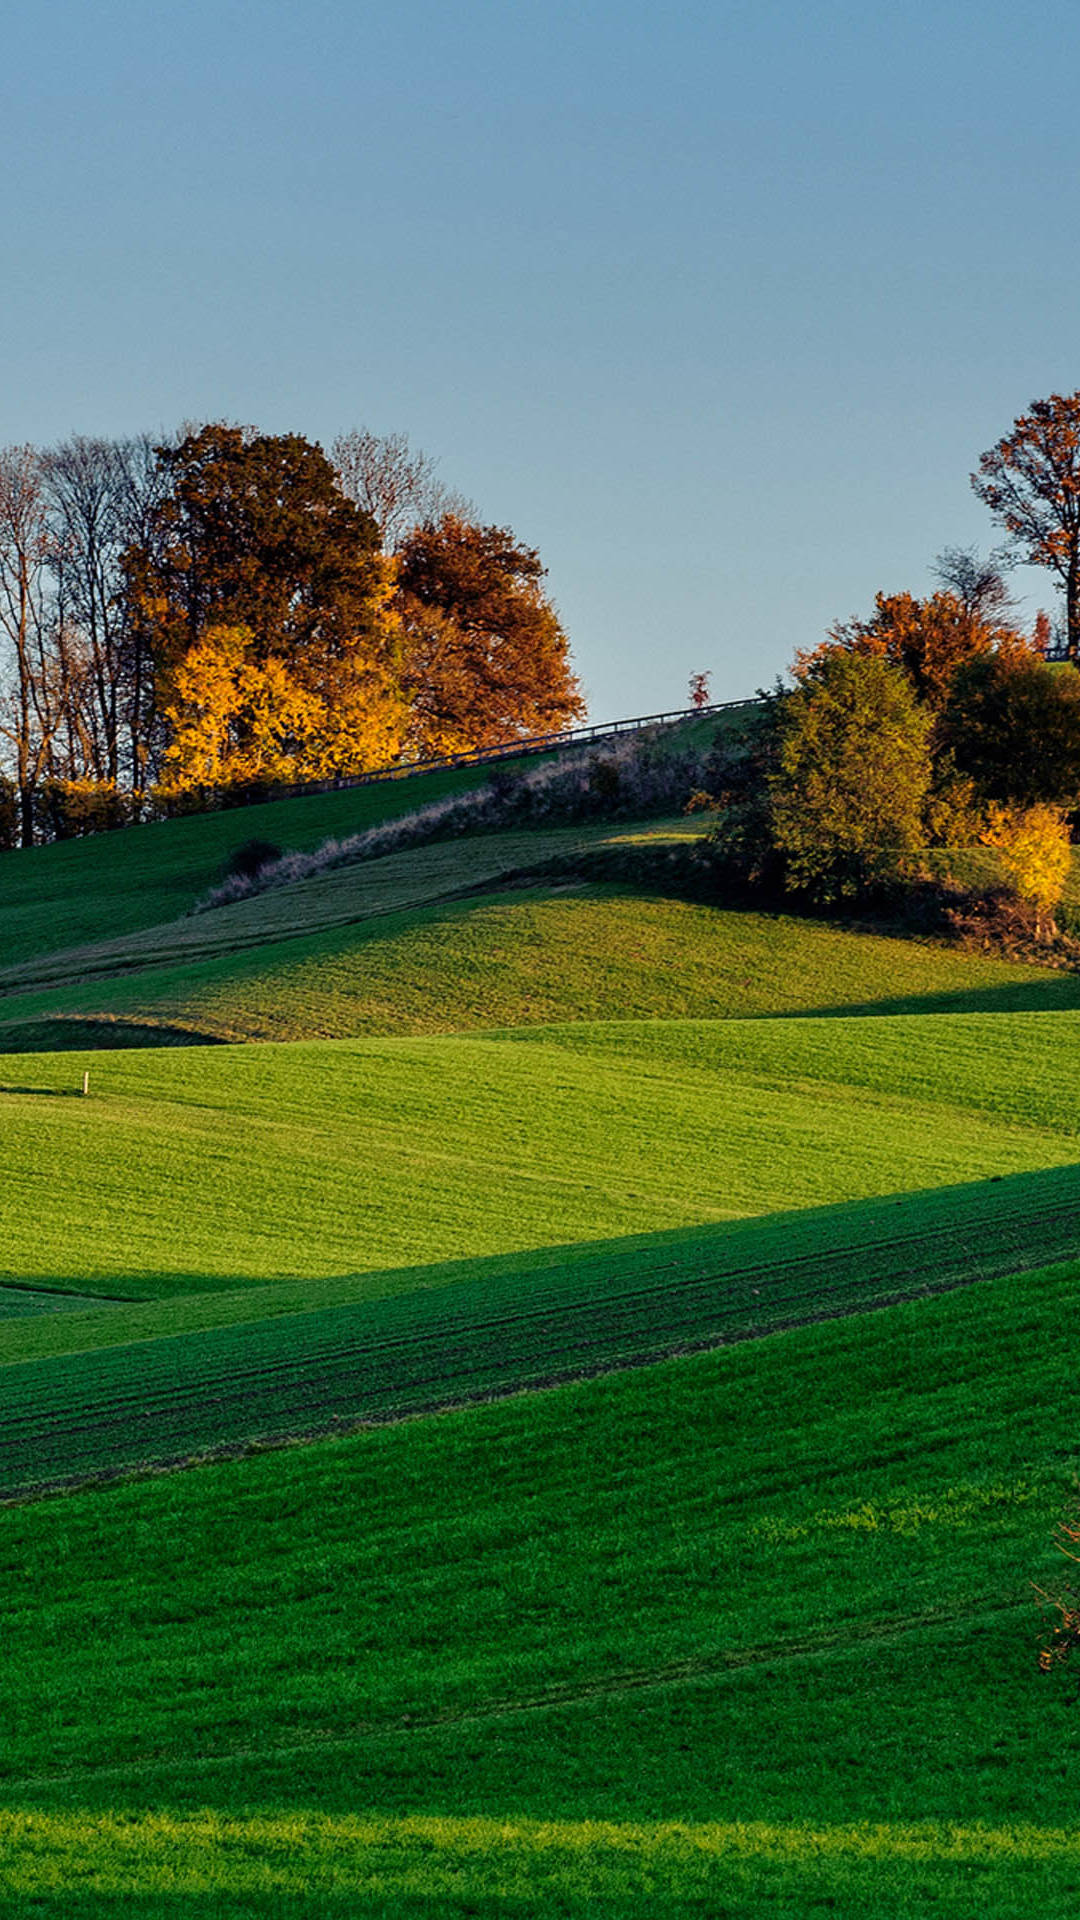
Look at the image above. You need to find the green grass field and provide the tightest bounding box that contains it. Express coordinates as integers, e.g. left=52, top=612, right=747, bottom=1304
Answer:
left=5, top=882, right=1080, bottom=1048
left=0, top=756, right=512, bottom=968
left=4, top=721, right=1080, bottom=1913
left=3, top=1012, right=1078, bottom=1300
left=0, top=708, right=728, bottom=978
left=1, top=1265, right=1079, bottom=1914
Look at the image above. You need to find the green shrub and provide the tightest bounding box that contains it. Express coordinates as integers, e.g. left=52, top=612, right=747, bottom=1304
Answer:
left=768, top=652, right=932, bottom=904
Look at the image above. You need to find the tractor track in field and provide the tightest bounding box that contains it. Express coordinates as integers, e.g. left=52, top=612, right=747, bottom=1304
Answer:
left=2, top=1181, right=1080, bottom=1505
left=0, top=1594, right=1027, bottom=1794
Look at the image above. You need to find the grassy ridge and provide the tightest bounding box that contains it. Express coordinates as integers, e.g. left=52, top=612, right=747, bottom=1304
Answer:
left=0, top=710, right=727, bottom=979
left=3, top=887, right=1079, bottom=1050
left=0, top=823, right=622, bottom=996
left=1, top=1266, right=1079, bottom=1913
left=1, top=1017, right=1076, bottom=1300
left=0, top=758, right=513, bottom=969
left=505, top=1008, right=1080, bottom=1135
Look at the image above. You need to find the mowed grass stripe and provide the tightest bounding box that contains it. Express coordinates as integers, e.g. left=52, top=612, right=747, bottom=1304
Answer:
left=4, top=1809, right=1080, bottom=1920
left=1, top=1164, right=1079, bottom=1496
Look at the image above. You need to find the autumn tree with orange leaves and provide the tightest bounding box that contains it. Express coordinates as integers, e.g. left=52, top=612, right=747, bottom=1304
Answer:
left=801, top=588, right=1031, bottom=709
left=125, top=425, right=406, bottom=792
left=395, top=513, right=585, bottom=758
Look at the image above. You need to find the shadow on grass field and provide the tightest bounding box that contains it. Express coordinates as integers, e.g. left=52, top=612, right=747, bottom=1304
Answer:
left=2, top=1162, right=1080, bottom=1498
left=0, top=1020, right=227, bottom=1052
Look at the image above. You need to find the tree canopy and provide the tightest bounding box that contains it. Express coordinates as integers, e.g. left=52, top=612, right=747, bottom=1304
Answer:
left=395, top=513, right=585, bottom=756
left=768, top=650, right=932, bottom=902
left=811, top=589, right=1029, bottom=708
left=980, top=802, right=1072, bottom=941
left=125, top=425, right=406, bottom=789
left=126, top=424, right=392, bottom=668
left=0, top=420, right=588, bottom=831
left=938, top=651, right=1080, bottom=809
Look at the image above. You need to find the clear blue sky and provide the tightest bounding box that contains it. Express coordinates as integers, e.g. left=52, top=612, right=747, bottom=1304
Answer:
left=4, top=0, right=1079, bottom=718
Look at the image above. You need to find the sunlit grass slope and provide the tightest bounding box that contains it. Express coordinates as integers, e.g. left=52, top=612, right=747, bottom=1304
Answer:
left=0, top=710, right=727, bottom=977
left=3, top=885, right=1080, bottom=1049
left=0, top=757, right=517, bottom=969
left=2, top=1014, right=1078, bottom=1301
left=0, top=822, right=622, bottom=997
left=2, top=1263, right=1080, bottom=1915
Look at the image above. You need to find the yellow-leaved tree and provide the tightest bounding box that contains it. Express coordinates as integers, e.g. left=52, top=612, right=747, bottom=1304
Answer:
left=127, top=425, right=407, bottom=795
left=160, top=620, right=405, bottom=791
left=980, top=802, right=1072, bottom=940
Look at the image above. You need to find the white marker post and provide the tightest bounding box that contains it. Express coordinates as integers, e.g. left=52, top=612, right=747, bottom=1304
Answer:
left=82, top=1071, right=90, bottom=1097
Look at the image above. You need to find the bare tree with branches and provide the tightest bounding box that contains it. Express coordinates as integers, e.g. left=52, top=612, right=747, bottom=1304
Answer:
left=973, top=393, right=1080, bottom=661
left=931, top=546, right=1016, bottom=625
left=45, top=435, right=133, bottom=783
left=330, top=428, right=470, bottom=550
left=0, top=445, right=69, bottom=844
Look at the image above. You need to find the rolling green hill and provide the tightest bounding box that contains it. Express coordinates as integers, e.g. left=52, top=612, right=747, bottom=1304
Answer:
left=3, top=1012, right=1078, bottom=1304
left=4, top=697, right=1079, bottom=1058
left=4, top=716, right=1080, bottom=1914
left=0, top=708, right=729, bottom=977
left=4, top=847, right=1080, bottom=1050
left=0, top=1164, right=1078, bottom=1500
left=0, top=756, right=508, bottom=968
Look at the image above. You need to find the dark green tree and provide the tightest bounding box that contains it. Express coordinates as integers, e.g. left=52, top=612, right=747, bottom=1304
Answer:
left=768, top=650, right=932, bottom=902
left=125, top=423, right=391, bottom=671
left=939, top=651, right=1080, bottom=807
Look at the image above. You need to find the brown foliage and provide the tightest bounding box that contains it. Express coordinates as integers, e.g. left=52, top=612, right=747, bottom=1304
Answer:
left=1037, top=1513, right=1080, bottom=1683
left=125, top=424, right=392, bottom=672
left=396, top=513, right=585, bottom=756
left=799, top=590, right=1031, bottom=709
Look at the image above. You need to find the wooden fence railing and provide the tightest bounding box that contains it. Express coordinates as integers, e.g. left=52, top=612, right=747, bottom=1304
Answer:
left=247, top=699, right=755, bottom=804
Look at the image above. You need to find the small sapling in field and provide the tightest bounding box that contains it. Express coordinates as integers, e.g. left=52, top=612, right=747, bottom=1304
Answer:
left=1037, top=1505, right=1080, bottom=1686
